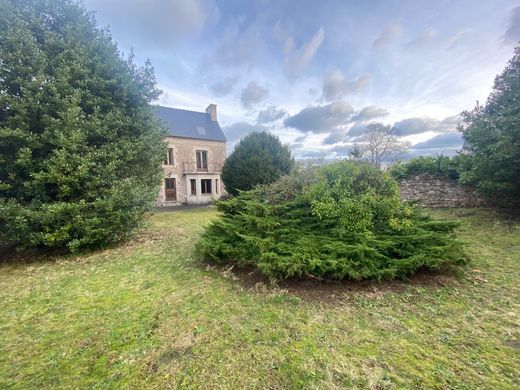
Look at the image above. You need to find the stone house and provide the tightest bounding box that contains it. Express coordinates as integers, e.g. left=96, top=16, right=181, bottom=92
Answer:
left=154, top=104, right=227, bottom=206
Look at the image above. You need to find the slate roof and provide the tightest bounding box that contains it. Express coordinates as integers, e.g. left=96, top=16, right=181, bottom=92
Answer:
left=153, top=105, right=226, bottom=142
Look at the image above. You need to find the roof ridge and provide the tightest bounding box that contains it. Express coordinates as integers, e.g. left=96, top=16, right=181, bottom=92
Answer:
left=153, top=105, right=209, bottom=116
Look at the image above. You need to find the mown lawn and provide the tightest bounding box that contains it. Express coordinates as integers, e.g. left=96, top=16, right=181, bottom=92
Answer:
left=1, top=208, right=519, bottom=389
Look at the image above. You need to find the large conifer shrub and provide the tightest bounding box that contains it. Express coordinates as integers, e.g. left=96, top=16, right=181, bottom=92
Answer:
left=221, top=132, right=294, bottom=195
left=0, top=0, right=165, bottom=251
left=198, top=161, right=467, bottom=280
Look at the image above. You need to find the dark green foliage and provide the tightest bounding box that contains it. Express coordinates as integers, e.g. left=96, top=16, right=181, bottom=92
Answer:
left=0, top=0, right=165, bottom=251
left=221, top=132, right=294, bottom=195
left=459, top=44, right=520, bottom=198
left=389, top=155, right=466, bottom=180
left=198, top=161, right=467, bottom=281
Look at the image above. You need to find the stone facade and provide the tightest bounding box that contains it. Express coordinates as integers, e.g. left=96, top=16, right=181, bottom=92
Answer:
left=398, top=174, right=486, bottom=208
left=157, top=136, right=227, bottom=206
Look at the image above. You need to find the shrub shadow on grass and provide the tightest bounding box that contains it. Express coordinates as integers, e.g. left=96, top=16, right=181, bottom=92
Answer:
left=200, top=260, right=464, bottom=304
left=0, top=228, right=181, bottom=266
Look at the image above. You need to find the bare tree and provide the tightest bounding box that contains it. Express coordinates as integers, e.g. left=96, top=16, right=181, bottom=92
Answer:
left=361, top=123, right=409, bottom=168
left=348, top=143, right=364, bottom=160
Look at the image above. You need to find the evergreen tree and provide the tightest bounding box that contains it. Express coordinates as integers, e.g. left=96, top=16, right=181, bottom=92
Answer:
left=459, top=44, right=520, bottom=198
left=221, top=132, right=294, bottom=195
left=0, top=0, right=165, bottom=251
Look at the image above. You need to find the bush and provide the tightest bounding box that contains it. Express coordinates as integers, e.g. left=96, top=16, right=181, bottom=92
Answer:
left=221, top=132, right=294, bottom=195
left=0, top=0, right=165, bottom=251
left=389, top=155, right=464, bottom=180
left=198, top=161, right=467, bottom=281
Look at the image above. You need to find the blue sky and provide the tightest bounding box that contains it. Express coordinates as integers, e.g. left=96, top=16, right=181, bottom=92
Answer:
left=85, top=0, right=520, bottom=158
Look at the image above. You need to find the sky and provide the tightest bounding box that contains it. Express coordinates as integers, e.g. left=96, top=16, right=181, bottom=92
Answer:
left=85, top=0, right=520, bottom=159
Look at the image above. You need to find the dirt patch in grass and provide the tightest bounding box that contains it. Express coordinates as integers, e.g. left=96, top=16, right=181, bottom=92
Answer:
left=204, top=261, right=462, bottom=304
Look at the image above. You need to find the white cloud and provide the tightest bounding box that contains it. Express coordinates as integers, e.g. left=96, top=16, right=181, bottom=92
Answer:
left=283, top=101, right=354, bottom=133
left=257, top=105, right=287, bottom=124
left=406, top=27, right=437, bottom=49
left=223, top=121, right=268, bottom=142
left=209, top=77, right=239, bottom=96
left=393, top=116, right=461, bottom=136
left=322, top=70, right=371, bottom=101
left=504, top=6, right=520, bottom=43
left=322, top=130, right=348, bottom=145
left=241, top=81, right=268, bottom=109
left=445, top=29, right=471, bottom=50
left=283, top=27, right=325, bottom=80
left=351, top=106, right=389, bottom=122
left=373, top=24, right=403, bottom=48
left=86, top=0, right=219, bottom=48
left=412, top=132, right=463, bottom=149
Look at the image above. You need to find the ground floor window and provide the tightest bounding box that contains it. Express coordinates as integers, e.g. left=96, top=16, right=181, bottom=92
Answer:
left=215, top=179, right=219, bottom=194
left=190, top=179, right=196, bottom=195
left=201, top=179, right=212, bottom=194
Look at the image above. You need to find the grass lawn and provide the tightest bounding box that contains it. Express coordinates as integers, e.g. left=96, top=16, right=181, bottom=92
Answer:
left=1, top=208, right=519, bottom=389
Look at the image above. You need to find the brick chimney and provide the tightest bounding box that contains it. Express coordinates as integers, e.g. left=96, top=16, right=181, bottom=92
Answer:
left=205, top=104, right=217, bottom=121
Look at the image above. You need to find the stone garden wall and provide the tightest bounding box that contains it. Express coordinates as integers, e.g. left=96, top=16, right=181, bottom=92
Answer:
left=398, top=174, right=487, bottom=208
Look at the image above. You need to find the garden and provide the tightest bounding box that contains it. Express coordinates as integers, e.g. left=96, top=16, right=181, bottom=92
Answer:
left=2, top=1, right=520, bottom=388
left=1, top=207, right=519, bottom=388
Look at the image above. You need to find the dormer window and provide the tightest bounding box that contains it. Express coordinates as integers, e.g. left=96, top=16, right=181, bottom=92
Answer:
left=165, top=147, right=174, bottom=165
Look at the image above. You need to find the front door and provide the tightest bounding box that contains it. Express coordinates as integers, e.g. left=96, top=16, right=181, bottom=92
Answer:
left=165, top=178, right=176, bottom=201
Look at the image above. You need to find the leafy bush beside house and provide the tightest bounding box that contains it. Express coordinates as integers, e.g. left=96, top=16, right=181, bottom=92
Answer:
left=0, top=0, right=165, bottom=251
left=221, top=132, right=294, bottom=196
left=198, top=161, right=467, bottom=281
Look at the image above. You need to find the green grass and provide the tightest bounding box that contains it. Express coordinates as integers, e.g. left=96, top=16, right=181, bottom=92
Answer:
left=1, top=208, right=519, bottom=389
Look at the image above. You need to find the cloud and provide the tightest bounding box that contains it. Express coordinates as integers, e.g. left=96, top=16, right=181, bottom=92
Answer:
left=392, top=117, right=438, bottom=136
left=223, top=121, right=268, bottom=142
left=289, top=142, right=305, bottom=150
left=201, top=19, right=265, bottom=70
left=322, top=70, right=371, bottom=101
left=351, top=106, right=389, bottom=122
left=87, top=0, right=219, bottom=49
left=436, top=116, right=462, bottom=132
left=293, top=134, right=308, bottom=143
left=445, top=29, right=471, bottom=50
left=322, top=130, right=347, bottom=145
left=209, top=77, right=239, bottom=96
left=412, top=132, right=463, bottom=149
left=241, top=81, right=268, bottom=109
left=257, top=105, right=287, bottom=124
left=328, top=144, right=352, bottom=156
left=347, top=122, right=368, bottom=137
left=504, top=6, right=520, bottom=43
left=403, top=148, right=459, bottom=159
left=283, top=27, right=325, bottom=80
left=294, top=149, right=327, bottom=159
left=283, top=101, right=354, bottom=133
left=392, top=116, right=460, bottom=136
left=406, top=27, right=437, bottom=49
left=373, top=24, right=403, bottom=48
